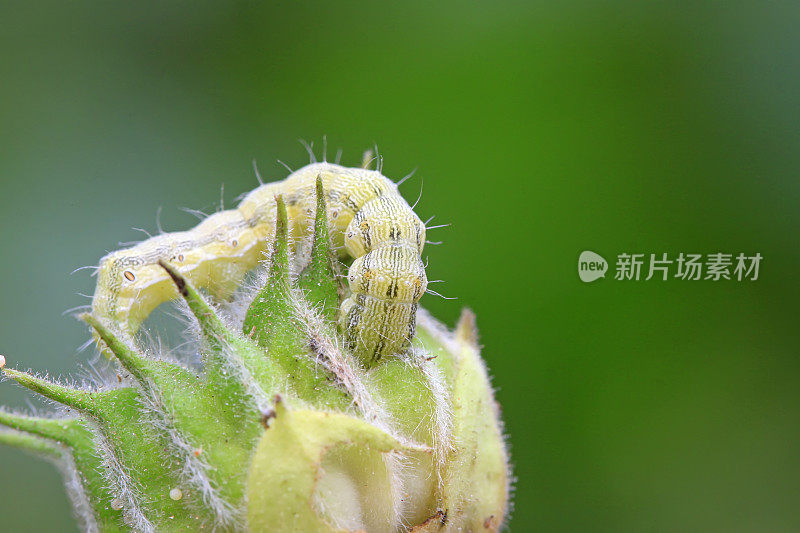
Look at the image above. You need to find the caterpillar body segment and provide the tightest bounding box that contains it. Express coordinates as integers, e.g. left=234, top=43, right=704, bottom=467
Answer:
left=341, top=243, right=427, bottom=361
left=91, top=162, right=427, bottom=360
left=94, top=210, right=274, bottom=336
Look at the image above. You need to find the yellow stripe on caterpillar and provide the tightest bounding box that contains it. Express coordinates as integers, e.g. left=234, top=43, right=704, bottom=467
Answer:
left=91, top=162, right=427, bottom=360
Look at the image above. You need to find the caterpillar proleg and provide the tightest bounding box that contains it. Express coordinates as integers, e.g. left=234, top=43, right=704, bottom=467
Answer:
left=91, top=162, right=428, bottom=360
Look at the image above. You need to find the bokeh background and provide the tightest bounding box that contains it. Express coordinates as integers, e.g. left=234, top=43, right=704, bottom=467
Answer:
left=1, top=2, right=799, bottom=531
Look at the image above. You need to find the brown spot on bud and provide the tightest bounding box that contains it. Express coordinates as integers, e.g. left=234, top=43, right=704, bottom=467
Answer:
left=260, top=408, right=276, bottom=429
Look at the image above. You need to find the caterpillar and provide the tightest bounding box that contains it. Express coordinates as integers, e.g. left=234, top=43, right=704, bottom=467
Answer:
left=91, top=161, right=428, bottom=361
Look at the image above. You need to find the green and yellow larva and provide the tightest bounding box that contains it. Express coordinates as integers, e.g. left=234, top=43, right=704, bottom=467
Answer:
left=91, top=162, right=428, bottom=361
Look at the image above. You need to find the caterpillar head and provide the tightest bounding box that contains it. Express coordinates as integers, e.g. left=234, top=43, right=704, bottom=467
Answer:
left=343, top=195, right=427, bottom=257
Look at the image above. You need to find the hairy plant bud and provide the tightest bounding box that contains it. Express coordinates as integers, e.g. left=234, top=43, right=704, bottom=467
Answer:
left=0, top=157, right=510, bottom=532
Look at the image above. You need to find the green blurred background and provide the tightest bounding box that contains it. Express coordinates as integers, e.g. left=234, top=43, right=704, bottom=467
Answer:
left=1, top=1, right=799, bottom=531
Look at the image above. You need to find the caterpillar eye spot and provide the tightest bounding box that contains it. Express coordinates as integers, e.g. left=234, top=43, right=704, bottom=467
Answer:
left=178, top=254, right=185, bottom=262
left=331, top=209, right=339, bottom=218
left=123, top=271, right=135, bottom=282
left=231, top=239, right=238, bottom=247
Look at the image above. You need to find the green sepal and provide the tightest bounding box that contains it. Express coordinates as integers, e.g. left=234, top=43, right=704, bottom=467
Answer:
left=297, top=176, right=341, bottom=323
left=1, top=367, right=213, bottom=528
left=1, top=367, right=96, bottom=413
left=0, top=431, right=126, bottom=532
left=87, top=387, right=215, bottom=529
left=365, top=357, right=440, bottom=446
left=0, top=426, right=61, bottom=458
left=243, top=195, right=294, bottom=349
left=84, top=313, right=262, bottom=509
left=0, top=410, right=83, bottom=447
left=242, top=195, right=351, bottom=411
left=438, top=309, right=509, bottom=531
left=153, top=263, right=281, bottom=404
left=0, top=411, right=127, bottom=531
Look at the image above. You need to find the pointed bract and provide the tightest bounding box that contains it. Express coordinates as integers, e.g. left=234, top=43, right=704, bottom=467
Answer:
left=0, top=429, right=60, bottom=458
left=2, top=368, right=96, bottom=413
left=298, top=176, right=341, bottom=323
left=243, top=196, right=296, bottom=348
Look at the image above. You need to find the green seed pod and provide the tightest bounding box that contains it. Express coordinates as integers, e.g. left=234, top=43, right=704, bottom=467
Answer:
left=0, top=156, right=510, bottom=532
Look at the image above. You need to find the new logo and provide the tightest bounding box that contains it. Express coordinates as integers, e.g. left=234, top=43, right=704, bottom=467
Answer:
left=578, top=251, right=608, bottom=282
